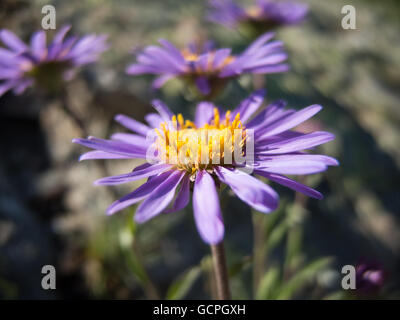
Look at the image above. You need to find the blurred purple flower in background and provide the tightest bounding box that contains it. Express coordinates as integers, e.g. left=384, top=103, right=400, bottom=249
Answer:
left=73, top=90, right=338, bottom=244
left=356, top=261, right=385, bottom=295
left=208, top=0, right=308, bottom=33
left=0, top=25, right=108, bottom=96
left=126, top=32, right=288, bottom=98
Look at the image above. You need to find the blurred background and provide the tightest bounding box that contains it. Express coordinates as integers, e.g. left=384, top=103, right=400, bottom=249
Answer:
left=0, top=0, right=399, bottom=299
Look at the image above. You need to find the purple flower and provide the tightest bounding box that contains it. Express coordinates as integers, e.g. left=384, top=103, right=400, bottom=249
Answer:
left=0, top=25, right=108, bottom=96
left=126, top=32, right=288, bottom=98
left=73, top=90, right=338, bottom=245
left=356, top=261, right=385, bottom=295
left=208, top=0, right=308, bottom=32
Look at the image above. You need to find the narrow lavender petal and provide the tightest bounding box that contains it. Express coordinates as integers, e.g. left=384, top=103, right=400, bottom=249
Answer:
left=111, top=132, right=151, bottom=145
left=193, top=170, right=224, bottom=245
left=215, top=167, right=278, bottom=213
left=151, top=99, right=174, bottom=121
left=158, top=39, right=186, bottom=64
left=231, top=89, right=265, bottom=124
left=72, top=137, right=148, bottom=158
left=0, top=80, right=16, bottom=97
left=12, top=79, right=33, bottom=94
left=259, top=131, right=335, bottom=155
left=126, top=64, right=160, bottom=74
left=0, top=47, right=16, bottom=62
left=135, top=170, right=185, bottom=223
left=0, top=29, right=28, bottom=52
left=106, top=170, right=174, bottom=215
left=254, top=160, right=327, bottom=175
left=152, top=74, right=175, bottom=89
left=212, top=48, right=231, bottom=69
left=145, top=113, right=163, bottom=128
left=195, top=77, right=211, bottom=95
left=243, top=52, right=288, bottom=69
left=195, top=54, right=210, bottom=72
left=242, top=32, right=275, bottom=56
left=164, top=174, right=190, bottom=214
left=195, top=102, right=215, bottom=127
left=256, top=154, right=339, bottom=166
left=79, top=150, right=132, bottom=161
left=53, top=25, right=71, bottom=46
left=256, top=171, right=323, bottom=200
left=258, top=105, right=322, bottom=139
left=49, top=35, right=77, bottom=60
left=95, top=163, right=172, bottom=186
left=0, top=68, right=20, bottom=79
left=144, top=46, right=186, bottom=73
left=256, top=131, right=305, bottom=147
left=114, top=114, right=151, bottom=135
left=249, top=63, right=290, bottom=74
left=30, top=30, right=47, bottom=61
left=246, top=100, right=287, bottom=129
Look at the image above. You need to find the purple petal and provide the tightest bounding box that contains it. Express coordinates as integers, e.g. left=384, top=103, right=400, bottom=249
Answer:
left=259, top=131, right=335, bottom=155
left=215, top=167, right=278, bottom=213
left=53, top=25, right=71, bottom=44
left=254, top=160, right=327, bottom=175
left=151, top=99, right=174, bottom=121
left=232, top=89, right=265, bottom=123
left=152, top=74, right=175, bottom=89
left=107, top=170, right=174, bottom=215
left=193, top=170, right=224, bottom=244
left=242, top=32, right=275, bottom=56
left=164, top=174, right=190, bottom=214
left=135, top=170, right=185, bottom=223
left=79, top=150, right=132, bottom=161
left=195, top=102, right=215, bottom=127
left=114, top=114, right=151, bottom=135
left=95, top=163, right=172, bottom=186
left=0, top=80, right=15, bottom=97
left=249, top=64, right=290, bottom=74
left=158, top=39, right=186, bottom=64
left=0, top=29, right=28, bottom=52
left=126, top=64, right=160, bottom=74
left=256, top=154, right=339, bottom=166
left=12, top=79, right=33, bottom=94
left=30, top=31, right=47, bottom=61
left=195, top=77, right=211, bottom=95
left=213, top=48, right=232, bottom=69
left=145, top=113, right=163, bottom=128
left=111, top=132, right=151, bottom=145
left=72, top=137, right=148, bottom=158
left=246, top=100, right=287, bottom=129
left=256, top=171, right=323, bottom=200
left=257, top=105, right=322, bottom=139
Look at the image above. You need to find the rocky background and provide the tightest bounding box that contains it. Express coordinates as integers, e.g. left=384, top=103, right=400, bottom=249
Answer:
left=0, top=0, right=399, bottom=299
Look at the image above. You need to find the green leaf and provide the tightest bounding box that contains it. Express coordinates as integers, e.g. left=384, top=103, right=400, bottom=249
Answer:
left=277, top=257, right=332, bottom=300
left=256, top=267, right=281, bottom=300
left=267, top=220, right=288, bottom=252
left=166, top=266, right=201, bottom=300
left=125, top=251, right=148, bottom=285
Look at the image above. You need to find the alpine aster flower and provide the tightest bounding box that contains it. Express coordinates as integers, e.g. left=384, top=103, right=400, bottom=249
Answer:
left=0, top=25, right=108, bottom=96
left=208, top=0, right=308, bottom=33
left=126, top=32, right=288, bottom=98
left=73, top=90, right=338, bottom=244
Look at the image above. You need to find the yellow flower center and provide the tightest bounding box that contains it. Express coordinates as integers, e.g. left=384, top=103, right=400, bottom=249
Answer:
left=155, top=108, right=247, bottom=174
left=181, top=49, right=236, bottom=74
left=247, top=6, right=263, bottom=19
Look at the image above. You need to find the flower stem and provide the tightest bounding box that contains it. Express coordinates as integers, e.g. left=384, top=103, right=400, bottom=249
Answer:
left=211, top=241, right=231, bottom=300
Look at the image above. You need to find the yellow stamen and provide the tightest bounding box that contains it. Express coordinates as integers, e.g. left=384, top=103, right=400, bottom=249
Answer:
left=155, top=110, right=247, bottom=173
